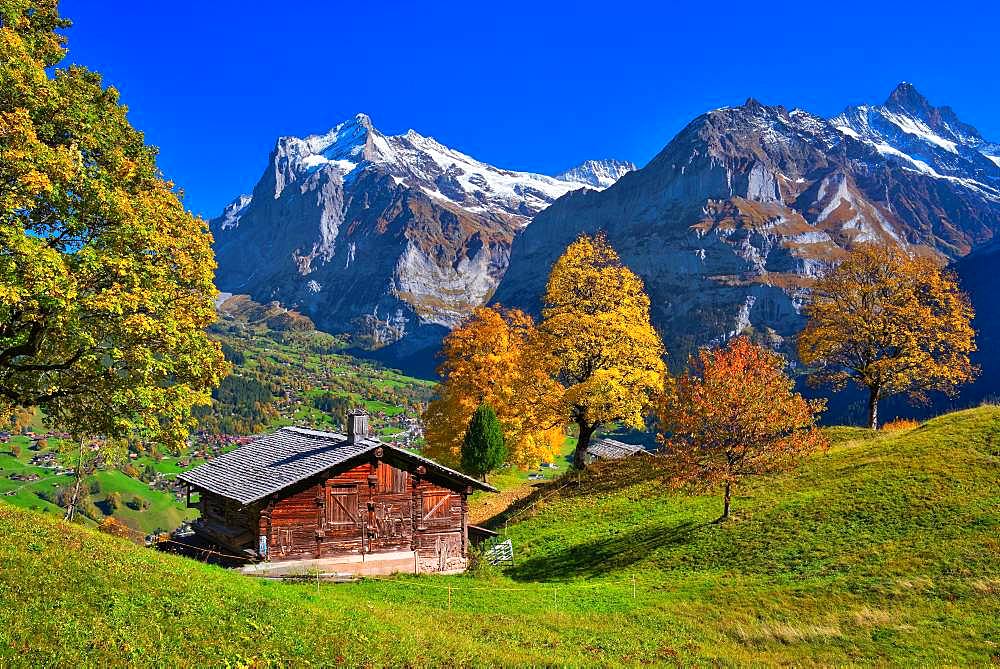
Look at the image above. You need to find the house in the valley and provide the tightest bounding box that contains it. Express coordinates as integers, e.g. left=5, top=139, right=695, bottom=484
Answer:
left=177, top=410, right=495, bottom=576
left=584, top=437, right=649, bottom=465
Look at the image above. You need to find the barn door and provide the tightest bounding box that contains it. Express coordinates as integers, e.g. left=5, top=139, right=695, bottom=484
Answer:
left=365, top=462, right=413, bottom=553
left=327, top=485, right=360, bottom=527
left=324, top=484, right=363, bottom=554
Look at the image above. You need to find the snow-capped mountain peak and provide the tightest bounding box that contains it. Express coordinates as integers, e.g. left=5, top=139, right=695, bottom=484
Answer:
left=831, top=83, right=1000, bottom=197
left=215, top=193, right=252, bottom=230
left=555, top=159, right=637, bottom=188
left=212, top=114, right=634, bottom=353
left=266, top=114, right=615, bottom=224
left=885, top=82, right=933, bottom=116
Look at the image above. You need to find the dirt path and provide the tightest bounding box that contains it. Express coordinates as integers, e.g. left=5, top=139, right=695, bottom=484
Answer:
left=468, top=481, right=544, bottom=526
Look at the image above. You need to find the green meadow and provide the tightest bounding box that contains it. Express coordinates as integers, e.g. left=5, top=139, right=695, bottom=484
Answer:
left=1, top=407, right=997, bottom=666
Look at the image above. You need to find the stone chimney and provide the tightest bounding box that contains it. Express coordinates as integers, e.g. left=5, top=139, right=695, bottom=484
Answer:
left=346, top=408, right=369, bottom=443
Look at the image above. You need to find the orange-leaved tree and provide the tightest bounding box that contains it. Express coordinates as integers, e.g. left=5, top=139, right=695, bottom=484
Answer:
left=658, top=336, right=826, bottom=520
left=539, top=233, right=666, bottom=469
left=422, top=306, right=563, bottom=468
left=798, top=244, right=976, bottom=429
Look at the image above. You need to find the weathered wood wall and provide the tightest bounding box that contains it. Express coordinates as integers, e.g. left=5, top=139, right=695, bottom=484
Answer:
left=412, top=473, right=467, bottom=573
left=237, top=453, right=471, bottom=572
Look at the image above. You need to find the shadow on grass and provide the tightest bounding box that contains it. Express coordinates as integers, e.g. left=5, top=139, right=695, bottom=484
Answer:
left=507, top=519, right=704, bottom=581
left=480, top=457, right=667, bottom=531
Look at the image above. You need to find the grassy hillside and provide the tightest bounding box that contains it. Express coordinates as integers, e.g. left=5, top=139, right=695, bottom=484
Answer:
left=1, top=408, right=998, bottom=666
left=0, top=433, right=201, bottom=535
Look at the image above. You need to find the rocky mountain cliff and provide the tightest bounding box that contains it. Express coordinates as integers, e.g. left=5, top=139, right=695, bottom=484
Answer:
left=210, top=114, right=630, bottom=371
left=493, top=83, right=1000, bottom=366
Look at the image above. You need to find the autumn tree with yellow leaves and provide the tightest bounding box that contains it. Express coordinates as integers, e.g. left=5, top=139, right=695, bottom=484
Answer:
left=539, top=233, right=666, bottom=469
left=0, top=2, right=228, bottom=449
left=798, top=244, right=976, bottom=429
left=658, top=337, right=826, bottom=520
left=422, top=306, right=563, bottom=468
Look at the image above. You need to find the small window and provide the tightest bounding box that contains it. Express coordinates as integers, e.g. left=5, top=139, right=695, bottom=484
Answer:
left=327, top=486, right=359, bottom=526
left=421, top=491, right=451, bottom=521
left=377, top=462, right=408, bottom=494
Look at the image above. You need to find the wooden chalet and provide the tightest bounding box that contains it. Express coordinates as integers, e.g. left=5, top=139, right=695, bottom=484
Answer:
left=178, top=411, right=496, bottom=575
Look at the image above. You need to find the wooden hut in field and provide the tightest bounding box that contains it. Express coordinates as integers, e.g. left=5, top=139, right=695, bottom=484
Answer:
left=178, top=410, right=495, bottom=576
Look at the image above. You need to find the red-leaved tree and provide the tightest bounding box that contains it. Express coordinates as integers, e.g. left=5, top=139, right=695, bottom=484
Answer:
left=658, top=337, right=827, bottom=521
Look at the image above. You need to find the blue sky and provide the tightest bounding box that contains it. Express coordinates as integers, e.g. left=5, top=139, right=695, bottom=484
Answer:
left=60, top=0, right=1000, bottom=218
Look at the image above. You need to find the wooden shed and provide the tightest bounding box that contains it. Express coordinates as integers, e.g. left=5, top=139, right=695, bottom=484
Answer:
left=178, top=411, right=496, bottom=575
left=584, top=437, right=649, bottom=464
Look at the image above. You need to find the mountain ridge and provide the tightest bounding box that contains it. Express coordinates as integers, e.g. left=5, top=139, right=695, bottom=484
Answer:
left=493, top=83, right=1000, bottom=370
left=211, top=85, right=1000, bottom=381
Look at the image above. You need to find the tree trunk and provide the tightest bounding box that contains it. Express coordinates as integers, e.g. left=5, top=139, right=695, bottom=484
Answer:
left=867, top=386, right=881, bottom=430
left=719, top=481, right=732, bottom=522
left=64, top=437, right=85, bottom=522
left=573, top=422, right=595, bottom=469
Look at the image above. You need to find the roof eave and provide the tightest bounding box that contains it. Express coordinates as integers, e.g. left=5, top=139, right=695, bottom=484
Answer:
left=177, top=476, right=259, bottom=506
left=381, top=444, right=497, bottom=493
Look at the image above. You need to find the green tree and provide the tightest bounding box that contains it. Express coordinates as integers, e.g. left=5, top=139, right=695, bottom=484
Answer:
left=126, top=494, right=147, bottom=511
left=0, top=2, right=228, bottom=450
left=460, top=403, right=507, bottom=483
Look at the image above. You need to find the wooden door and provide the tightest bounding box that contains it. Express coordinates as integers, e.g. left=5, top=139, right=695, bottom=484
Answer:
left=325, top=484, right=363, bottom=548
left=365, top=498, right=413, bottom=552
left=365, top=462, right=413, bottom=553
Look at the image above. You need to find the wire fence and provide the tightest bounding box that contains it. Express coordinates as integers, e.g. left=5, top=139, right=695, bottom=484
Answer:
left=156, top=538, right=256, bottom=564
left=496, top=472, right=583, bottom=535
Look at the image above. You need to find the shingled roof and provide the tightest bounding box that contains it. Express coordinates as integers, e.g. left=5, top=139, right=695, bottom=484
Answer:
left=586, top=437, right=648, bottom=461
left=178, top=426, right=495, bottom=505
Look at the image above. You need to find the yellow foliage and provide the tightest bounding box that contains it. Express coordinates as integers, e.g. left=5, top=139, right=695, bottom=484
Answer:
left=798, top=244, right=976, bottom=429
left=0, top=4, right=228, bottom=449
left=98, top=517, right=144, bottom=545
left=539, top=233, right=666, bottom=467
left=881, top=418, right=920, bottom=432
left=425, top=235, right=666, bottom=471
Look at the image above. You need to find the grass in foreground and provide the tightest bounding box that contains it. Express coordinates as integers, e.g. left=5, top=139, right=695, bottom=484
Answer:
left=1, top=408, right=999, bottom=666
